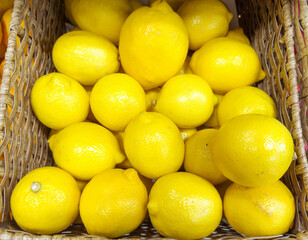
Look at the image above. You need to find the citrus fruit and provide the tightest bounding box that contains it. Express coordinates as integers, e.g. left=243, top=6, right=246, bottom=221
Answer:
left=190, top=37, right=266, bottom=94
left=145, top=88, right=161, bottom=112
left=10, top=166, right=80, bottom=234
left=124, top=112, right=184, bottom=179
left=177, top=0, right=233, bottom=50
left=184, top=129, right=227, bottom=185
left=30, top=72, right=89, bottom=129
left=52, top=31, right=119, bottom=85
left=114, top=131, right=133, bottom=169
left=119, top=0, right=189, bottom=90
left=178, top=55, right=193, bottom=74
left=224, top=181, right=295, bottom=236
left=148, top=172, right=222, bottom=239
left=149, top=0, right=186, bottom=10
left=0, top=0, right=13, bottom=20
left=204, top=93, right=224, bottom=128
left=210, top=114, right=294, bottom=187
left=180, top=128, right=197, bottom=142
left=49, top=122, right=125, bottom=180
left=71, top=0, right=133, bottom=45
left=154, top=74, right=216, bottom=128
left=217, top=86, right=277, bottom=126
left=90, top=73, right=146, bottom=131
left=82, top=85, right=98, bottom=123
left=226, top=27, right=250, bottom=44
left=80, top=168, right=148, bottom=238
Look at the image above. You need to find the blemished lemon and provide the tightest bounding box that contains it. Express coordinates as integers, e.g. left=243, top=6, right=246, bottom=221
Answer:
left=124, top=112, right=184, bottom=179
left=180, top=128, right=197, bottom=142
left=30, top=72, right=89, bottom=129
left=71, top=0, right=133, bottom=45
left=217, top=86, right=277, bottom=126
left=114, top=131, right=133, bottom=169
left=224, top=181, right=295, bottom=236
left=49, top=122, right=125, bottom=180
left=80, top=168, right=148, bottom=238
left=148, top=172, right=222, bottom=239
left=52, top=31, right=119, bottom=85
left=226, top=27, right=250, bottom=44
left=90, top=73, right=146, bottom=131
left=184, top=129, right=227, bottom=185
left=190, top=37, right=266, bottom=94
left=204, top=94, right=224, bottom=128
left=145, top=88, right=161, bottom=112
left=210, top=114, right=294, bottom=187
left=154, top=74, right=216, bottom=128
left=149, top=0, right=186, bottom=10
left=119, top=0, right=189, bottom=90
left=10, top=167, right=80, bottom=234
left=177, top=0, right=233, bottom=50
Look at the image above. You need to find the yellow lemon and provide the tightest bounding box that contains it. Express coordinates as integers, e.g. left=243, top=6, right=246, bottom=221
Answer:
left=49, top=122, right=125, bottom=180
left=210, top=114, right=294, bottom=187
left=154, top=74, right=215, bottom=128
left=217, top=86, right=277, bottom=126
left=119, top=0, right=189, bottom=90
left=180, top=128, right=197, bottom=142
left=224, top=181, right=295, bottom=236
left=177, top=0, right=233, bottom=50
left=145, top=88, right=161, bottom=112
left=204, top=94, right=224, bottom=128
left=30, top=72, right=89, bottom=129
left=184, top=129, right=227, bottom=185
left=149, top=0, right=186, bottom=10
left=148, top=172, right=222, bottom=239
left=80, top=168, right=148, bottom=238
left=71, top=0, right=132, bottom=45
left=114, top=131, right=133, bottom=169
left=124, top=112, right=184, bottom=179
left=226, top=27, right=250, bottom=44
left=0, top=0, right=13, bottom=20
left=90, top=73, right=146, bottom=131
left=64, top=0, right=77, bottom=25
left=10, top=167, right=80, bottom=234
left=52, top=31, right=119, bottom=85
left=190, top=37, right=266, bottom=94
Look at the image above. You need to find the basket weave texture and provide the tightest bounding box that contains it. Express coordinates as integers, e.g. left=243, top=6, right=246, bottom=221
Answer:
left=0, top=0, right=307, bottom=239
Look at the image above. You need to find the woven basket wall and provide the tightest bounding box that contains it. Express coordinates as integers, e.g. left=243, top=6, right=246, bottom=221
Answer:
left=0, top=0, right=307, bottom=239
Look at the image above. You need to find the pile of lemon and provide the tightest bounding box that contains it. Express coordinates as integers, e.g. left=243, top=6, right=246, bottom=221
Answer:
left=9, top=0, right=295, bottom=239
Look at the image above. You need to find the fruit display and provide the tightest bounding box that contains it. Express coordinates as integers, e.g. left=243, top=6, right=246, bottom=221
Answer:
left=7, top=0, right=296, bottom=239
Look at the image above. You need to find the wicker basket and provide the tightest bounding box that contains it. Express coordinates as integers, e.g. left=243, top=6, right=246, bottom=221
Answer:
left=0, top=0, right=307, bottom=239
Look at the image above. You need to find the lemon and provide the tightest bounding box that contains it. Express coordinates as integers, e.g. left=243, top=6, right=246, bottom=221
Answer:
left=224, top=181, right=295, bottom=236
left=177, top=0, right=233, bottom=50
left=90, top=73, right=146, bottom=131
left=177, top=55, right=193, bottom=74
left=217, top=86, right=277, bottom=126
left=154, top=74, right=215, bottom=128
left=71, top=0, right=133, bottom=45
left=49, top=122, right=125, bottom=180
left=184, top=129, right=227, bottom=185
left=64, top=0, right=77, bottom=25
left=114, top=131, right=133, bottom=169
left=210, top=114, right=294, bottom=187
left=30, top=72, right=89, bottom=129
left=124, top=112, right=184, bottom=179
left=148, top=172, right=222, bottom=239
left=145, top=88, right=161, bottom=112
left=10, top=167, right=80, bottom=234
left=226, top=27, right=250, bottom=44
left=180, top=128, right=197, bottom=142
left=119, top=0, right=189, bottom=90
left=190, top=37, right=266, bottom=94
left=204, top=94, right=224, bottom=128
left=82, top=85, right=98, bottom=123
left=52, top=31, right=119, bottom=85
left=149, top=0, right=186, bottom=10
left=0, top=0, right=13, bottom=19
left=80, top=168, right=148, bottom=238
